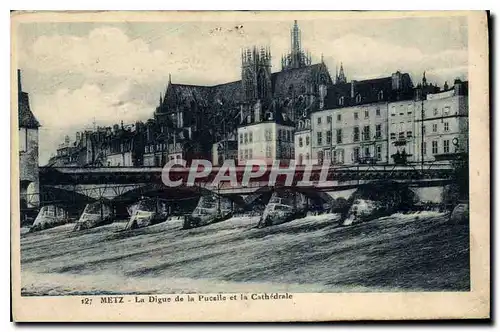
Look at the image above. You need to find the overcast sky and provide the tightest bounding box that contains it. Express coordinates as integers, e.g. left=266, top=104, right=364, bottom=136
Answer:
left=16, top=14, right=468, bottom=165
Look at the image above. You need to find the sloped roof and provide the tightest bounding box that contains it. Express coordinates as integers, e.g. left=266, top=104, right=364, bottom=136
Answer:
left=163, top=83, right=212, bottom=108
left=272, top=63, right=332, bottom=97
left=323, top=73, right=414, bottom=110
left=18, top=91, right=40, bottom=129
left=211, top=81, right=244, bottom=105
left=160, top=62, right=332, bottom=113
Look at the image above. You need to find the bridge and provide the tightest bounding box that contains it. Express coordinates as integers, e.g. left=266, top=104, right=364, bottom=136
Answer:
left=37, top=162, right=459, bottom=209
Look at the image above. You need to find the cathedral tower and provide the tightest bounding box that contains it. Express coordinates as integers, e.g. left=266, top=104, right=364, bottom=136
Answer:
left=281, top=20, right=311, bottom=71
left=241, top=46, right=272, bottom=102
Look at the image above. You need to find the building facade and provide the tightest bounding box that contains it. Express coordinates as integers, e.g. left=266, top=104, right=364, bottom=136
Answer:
left=294, top=118, right=312, bottom=165
left=413, top=79, right=469, bottom=163
left=309, top=72, right=414, bottom=165
left=388, top=99, right=418, bottom=163
left=237, top=113, right=295, bottom=165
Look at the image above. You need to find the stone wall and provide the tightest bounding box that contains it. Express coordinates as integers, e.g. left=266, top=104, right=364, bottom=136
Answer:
left=19, top=128, right=39, bottom=207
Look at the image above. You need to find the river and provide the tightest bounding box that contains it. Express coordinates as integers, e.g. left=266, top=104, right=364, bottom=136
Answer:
left=20, top=211, right=469, bottom=295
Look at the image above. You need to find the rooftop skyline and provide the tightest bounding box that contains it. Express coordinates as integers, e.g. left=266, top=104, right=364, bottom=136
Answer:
left=16, top=15, right=468, bottom=165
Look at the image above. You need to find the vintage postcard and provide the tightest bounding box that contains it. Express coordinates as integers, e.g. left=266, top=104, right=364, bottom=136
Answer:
left=11, top=11, right=489, bottom=322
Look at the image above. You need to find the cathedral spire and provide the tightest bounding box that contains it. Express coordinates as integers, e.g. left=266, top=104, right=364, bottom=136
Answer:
left=282, top=20, right=310, bottom=70
left=337, top=62, right=346, bottom=84
left=291, top=20, right=300, bottom=56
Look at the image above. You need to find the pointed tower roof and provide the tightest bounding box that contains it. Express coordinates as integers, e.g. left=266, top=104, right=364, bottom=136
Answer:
left=337, top=62, right=347, bottom=84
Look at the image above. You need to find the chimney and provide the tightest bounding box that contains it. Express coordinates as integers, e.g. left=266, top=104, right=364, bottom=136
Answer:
left=414, top=87, right=423, bottom=101
left=350, top=80, right=356, bottom=98
left=454, top=78, right=463, bottom=96
left=17, top=69, right=22, bottom=93
left=391, top=71, right=402, bottom=90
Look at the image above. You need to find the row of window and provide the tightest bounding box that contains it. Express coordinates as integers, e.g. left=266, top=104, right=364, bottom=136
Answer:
left=316, top=124, right=383, bottom=146
left=298, top=135, right=310, bottom=148
left=390, top=131, right=413, bottom=140
left=429, top=122, right=450, bottom=133
left=239, top=128, right=294, bottom=144
left=391, top=105, right=453, bottom=119
left=314, top=145, right=383, bottom=164
left=239, top=145, right=295, bottom=161
left=423, top=139, right=454, bottom=155
left=337, top=91, right=385, bottom=106
left=389, top=121, right=450, bottom=138
left=430, top=106, right=452, bottom=117
left=316, top=108, right=382, bottom=125
left=145, top=143, right=169, bottom=154
left=391, top=103, right=414, bottom=117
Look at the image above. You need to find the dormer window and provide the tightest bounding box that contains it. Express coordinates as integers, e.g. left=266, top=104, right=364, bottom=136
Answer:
left=338, top=96, right=345, bottom=106
left=356, top=94, right=362, bottom=103
left=378, top=90, right=384, bottom=100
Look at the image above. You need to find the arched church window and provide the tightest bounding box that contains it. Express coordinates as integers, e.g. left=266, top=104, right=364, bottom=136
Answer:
left=338, top=96, right=345, bottom=106
left=356, top=94, right=362, bottom=103
left=257, top=69, right=268, bottom=100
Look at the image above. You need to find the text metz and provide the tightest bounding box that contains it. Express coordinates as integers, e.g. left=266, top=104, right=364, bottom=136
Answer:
left=100, top=296, right=124, bottom=304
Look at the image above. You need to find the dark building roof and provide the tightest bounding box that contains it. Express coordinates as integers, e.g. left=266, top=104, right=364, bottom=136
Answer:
left=271, top=63, right=332, bottom=98
left=18, top=91, right=40, bottom=129
left=159, top=62, right=332, bottom=113
left=162, top=83, right=212, bottom=108
left=211, top=81, right=244, bottom=105
left=322, top=72, right=414, bottom=110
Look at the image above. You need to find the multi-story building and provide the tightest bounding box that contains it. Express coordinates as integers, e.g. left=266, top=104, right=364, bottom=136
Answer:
left=388, top=73, right=443, bottom=164
left=413, top=78, right=469, bottom=163
left=294, top=118, right=312, bottom=165
left=310, top=71, right=414, bottom=165
left=212, top=134, right=238, bottom=166
left=49, top=122, right=146, bottom=167
left=237, top=102, right=295, bottom=164
left=18, top=69, right=40, bottom=211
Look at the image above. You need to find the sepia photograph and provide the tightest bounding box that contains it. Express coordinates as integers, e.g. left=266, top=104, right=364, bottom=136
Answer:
left=10, top=10, right=489, bottom=321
